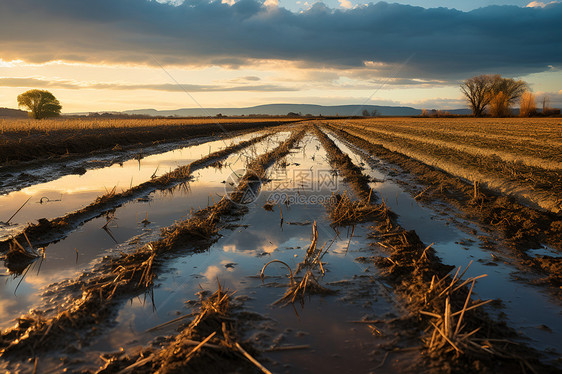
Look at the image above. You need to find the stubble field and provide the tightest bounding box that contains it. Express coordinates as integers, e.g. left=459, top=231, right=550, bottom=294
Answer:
left=0, top=117, right=560, bottom=373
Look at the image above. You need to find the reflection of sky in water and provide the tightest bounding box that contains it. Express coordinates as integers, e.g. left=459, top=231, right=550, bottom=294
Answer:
left=0, top=132, right=290, bottom=330
left=78, top=134, right=400, bottom=373
left=330, top=132, right=562, bottom=355
left=0, top=131, right=265, bottom=241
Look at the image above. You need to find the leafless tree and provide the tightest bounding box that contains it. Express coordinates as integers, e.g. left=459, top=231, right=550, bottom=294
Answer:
left=460, top=75, right=495, bottom=117
left=461, top=75, right=527, bottom=117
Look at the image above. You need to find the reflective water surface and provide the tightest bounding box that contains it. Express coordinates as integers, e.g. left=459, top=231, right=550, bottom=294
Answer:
left=329, top=132, right=562, bottom=357
left=0, top=131, right=266, bottom=241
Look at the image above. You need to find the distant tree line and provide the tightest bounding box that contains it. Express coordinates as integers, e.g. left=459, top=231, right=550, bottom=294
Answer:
left=460, top=74, right=559, bottom=117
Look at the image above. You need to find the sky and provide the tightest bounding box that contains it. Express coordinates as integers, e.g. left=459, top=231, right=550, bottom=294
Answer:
left=0, top=0, right=561, bottom=113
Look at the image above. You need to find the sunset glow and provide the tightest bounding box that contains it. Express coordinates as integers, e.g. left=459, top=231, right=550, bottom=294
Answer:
left=1, top=0, right=560, bottom=113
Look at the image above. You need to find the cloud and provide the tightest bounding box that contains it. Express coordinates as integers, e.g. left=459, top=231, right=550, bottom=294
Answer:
left=526, top=1, right=560, bottom=7
left=0, top=77, right=296, bottom=92
left=338, top=0, right=353, bottom=9
left=534, top=90, right=562, bottom=107
left=0, top=1, right=561, bottom=80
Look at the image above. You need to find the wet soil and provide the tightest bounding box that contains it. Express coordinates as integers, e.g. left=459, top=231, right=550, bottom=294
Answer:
left=1, top=123, right=560, bottom=373
left=315, top=125, right=561, bottom=373
left=326, top=124, right=562, bottom=293
left=0, top=120, right=295, bottom=165
left=0, top=132, right=292, bottom=331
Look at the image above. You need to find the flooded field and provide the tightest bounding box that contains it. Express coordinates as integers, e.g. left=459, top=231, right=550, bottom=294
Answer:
left=0, top=122, right=561, bottom=373
left=0, top=130, right=267, bottom=241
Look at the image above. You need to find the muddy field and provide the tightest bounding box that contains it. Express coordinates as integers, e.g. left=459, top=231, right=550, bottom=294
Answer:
left=0, top=118, right=560, bottom=373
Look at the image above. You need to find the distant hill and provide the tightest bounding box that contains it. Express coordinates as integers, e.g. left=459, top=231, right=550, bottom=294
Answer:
left=123, top=104, right=423, bottom=117
left=0, top=107, right=28, bottom=118
left=446, top=108, right=472, bottom=115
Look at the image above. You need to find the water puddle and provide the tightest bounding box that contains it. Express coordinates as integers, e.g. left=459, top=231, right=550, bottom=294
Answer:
left=65, top=134, right=406, bottom=372
left=0, top=131, right=267, bottom=241
left=329, top=132, right=562, bottom=357
left=527, top=246, right=562, bottom=259
left=0, top=132, right=291, bottom=330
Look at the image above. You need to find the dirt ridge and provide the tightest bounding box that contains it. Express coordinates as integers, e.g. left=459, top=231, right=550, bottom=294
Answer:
left=0, top=128, right=305, bottom=360
left=316, top=124, right=559, bottom=373
left=0, top=132, right=273, bottom=257
left=326, top=123, right=562, bottom=293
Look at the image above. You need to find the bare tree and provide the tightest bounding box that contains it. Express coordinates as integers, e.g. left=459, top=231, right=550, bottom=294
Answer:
left=519, top=91, right=536, bottom=117
left=461, top=75, right=528, bottom=117
left=490, top=75, right=527, bottom=105
left=542, top=95, right=551, bottom=113
left=460, top=75, right=495, bottom=117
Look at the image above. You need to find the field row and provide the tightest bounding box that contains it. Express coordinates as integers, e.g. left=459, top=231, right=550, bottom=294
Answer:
left=0, top=124, right=560, bottom=372
left=327, top=120, right=562, bottom=214
left=0, top=119, right=298, bottom=165
left=0, top=117, right=301, bottom=133
left=339, top=117, right=562, bottom=143
left=339, top=118, right=562, bottom=167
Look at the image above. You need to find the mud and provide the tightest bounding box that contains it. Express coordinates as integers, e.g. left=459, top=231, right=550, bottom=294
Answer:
left=0, top=120, right=296, bottom=165
left=1, top=122, right=560, bottom=373
left=0, top=128, right=305, bottom=360
left=338, top=122, right=562, bottom=213
left=326, top=124, right=562, bottom=293
left=315, top=125, right=559, bottom=373
left=0, top=132, right=273, bottom=255
left=95, top=285, right=261, bottom=374
left=55, top=131, right=407, bottom=374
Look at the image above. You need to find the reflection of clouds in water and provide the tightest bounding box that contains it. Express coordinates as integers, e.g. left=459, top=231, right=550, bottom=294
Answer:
left=106, top=310, right=147, bottom=348
left=222, top=239, right=278, bottom=255
left=331, top=238, right=354, bottom=255
left=202, top=265, right=222, bottom=281
left=0, top=288, right=37, bottom=329
left=200, top=263, right=244, bottom=290
left=261, top=242, right=277, bottom=254
left=14, top=267, right=79, bottom=289
left=220, top=259, right=237, bottom=272
left=0, top=297, right=18, bottom=321
left=223, top=244, right=236, bottom=252
left=223, top=230, right=279, bottom=255
left=16, top=136, right=243, bottom=198
left=0, top=265, right=85, bottom=329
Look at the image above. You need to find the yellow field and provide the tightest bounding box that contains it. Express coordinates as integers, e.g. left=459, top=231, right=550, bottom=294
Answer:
left=0, top=116, right=298, bottom=133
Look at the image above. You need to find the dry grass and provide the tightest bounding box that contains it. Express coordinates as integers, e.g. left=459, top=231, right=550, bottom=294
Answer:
left=327, top=191, right=387, bottom=226
left=98, top=283, right=271, bottom=374
left=0, top=127, right=306, bottom=358
left=326, top=121, right=562, bottom=214
left=0, top=132, right=272, bottom=254
left=261, top=222, right=335, bottom=306
left=0, top=118, right=296, bottom=165
left=328, top=117, right=562, bottom=144
left=330, top=124, right=562, bottom=293
left=339, top=120, right=562, bottom=168
left=0, top=117, right=299, bottom=133
left=312, top=125, right=554, bottom=372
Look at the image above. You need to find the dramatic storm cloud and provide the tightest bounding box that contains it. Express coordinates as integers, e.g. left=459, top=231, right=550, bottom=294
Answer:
left=1, top=0, right=561, bottom=80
